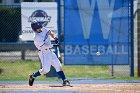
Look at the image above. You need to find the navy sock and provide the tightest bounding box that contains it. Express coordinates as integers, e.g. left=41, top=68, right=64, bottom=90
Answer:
left=57, top=71, right=66, bottom=81
left=33, top=71, right=41, bottom=77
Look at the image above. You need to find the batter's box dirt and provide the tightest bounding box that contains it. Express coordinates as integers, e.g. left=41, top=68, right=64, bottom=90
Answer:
left=0, top=83, right=140, bottom=93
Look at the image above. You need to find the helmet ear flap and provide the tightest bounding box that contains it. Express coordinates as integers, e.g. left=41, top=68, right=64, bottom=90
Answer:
left=31, top=21, right=42, bottom=32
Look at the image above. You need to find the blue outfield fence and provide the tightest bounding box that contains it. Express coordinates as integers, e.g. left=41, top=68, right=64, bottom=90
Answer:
left=64, top=0, right=133, bottom=65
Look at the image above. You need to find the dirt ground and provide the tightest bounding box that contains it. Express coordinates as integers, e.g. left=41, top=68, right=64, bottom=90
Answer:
left=0, top=83, right=140, bottom=93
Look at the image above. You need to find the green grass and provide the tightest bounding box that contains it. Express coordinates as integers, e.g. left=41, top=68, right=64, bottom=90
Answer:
left=0, top=61, right=44, bottom=81
left=0, top=61, right=140, bottom=81
left=63, top=65, right=110, bottom=78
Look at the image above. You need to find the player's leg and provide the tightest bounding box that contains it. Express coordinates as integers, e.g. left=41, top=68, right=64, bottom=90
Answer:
left=29, top=52, right=42, bottom=86
left=29, top=50, right=51, bottom=86
left=51, top=51, right=70, bottom=86
left=29, top=51, right=42, bottom=86
left=38, top=51, right=52, bottom=74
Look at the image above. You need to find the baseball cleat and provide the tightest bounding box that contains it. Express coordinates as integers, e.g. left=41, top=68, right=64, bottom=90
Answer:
left=29, top=74, right=35, bottom=86
left=63, top=79, right=70, bottom=86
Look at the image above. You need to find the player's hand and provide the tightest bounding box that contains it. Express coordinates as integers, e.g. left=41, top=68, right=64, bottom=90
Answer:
left=54, top=38, right=59, bottom=44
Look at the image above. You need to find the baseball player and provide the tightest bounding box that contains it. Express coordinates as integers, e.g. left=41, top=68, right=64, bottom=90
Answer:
left=29, top=20, right=70, bottom=86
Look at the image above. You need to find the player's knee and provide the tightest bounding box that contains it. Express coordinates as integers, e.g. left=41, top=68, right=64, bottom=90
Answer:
left=39, top=67, right=50, bottom=74
left=44, top=67, right=50, bottom=73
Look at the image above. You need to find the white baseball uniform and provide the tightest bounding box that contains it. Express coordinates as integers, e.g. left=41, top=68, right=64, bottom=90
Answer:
left=34, top=27, right=62, bottom=75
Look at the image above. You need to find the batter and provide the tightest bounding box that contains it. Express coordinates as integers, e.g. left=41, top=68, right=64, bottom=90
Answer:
left=29, top=20, right=70, bottom=86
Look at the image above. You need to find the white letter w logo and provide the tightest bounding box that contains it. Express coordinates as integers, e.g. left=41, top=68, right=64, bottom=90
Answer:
left=77, top=0, right=96, bottom=39
left=77, top=0, right=115, bottom=39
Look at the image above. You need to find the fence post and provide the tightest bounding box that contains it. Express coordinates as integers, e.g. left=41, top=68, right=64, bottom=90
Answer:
left=130, top=0, right=134, bottom=77
left=137, top=8, right=140, bottom=76
left=21, top=50, right=25, bottom=60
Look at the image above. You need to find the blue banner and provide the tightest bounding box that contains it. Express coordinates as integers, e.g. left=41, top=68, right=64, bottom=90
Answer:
left=64, top=0, right=132, bottom=65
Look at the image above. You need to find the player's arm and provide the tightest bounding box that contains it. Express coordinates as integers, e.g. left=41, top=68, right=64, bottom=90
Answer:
left=48, top=30, right=55, bottom=39
left=48, top=31, right=59, bottom=44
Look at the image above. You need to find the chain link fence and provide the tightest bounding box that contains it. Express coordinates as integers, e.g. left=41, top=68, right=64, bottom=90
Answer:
left=0, top=5, right=45, bottom=61
left=0, top=5, right=21, bottom=42
left=0, top=1, right=135, bottom=81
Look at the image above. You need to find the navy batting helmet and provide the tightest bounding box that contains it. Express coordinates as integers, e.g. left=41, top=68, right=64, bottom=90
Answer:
left=31, top=20, right=42, bottom=31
